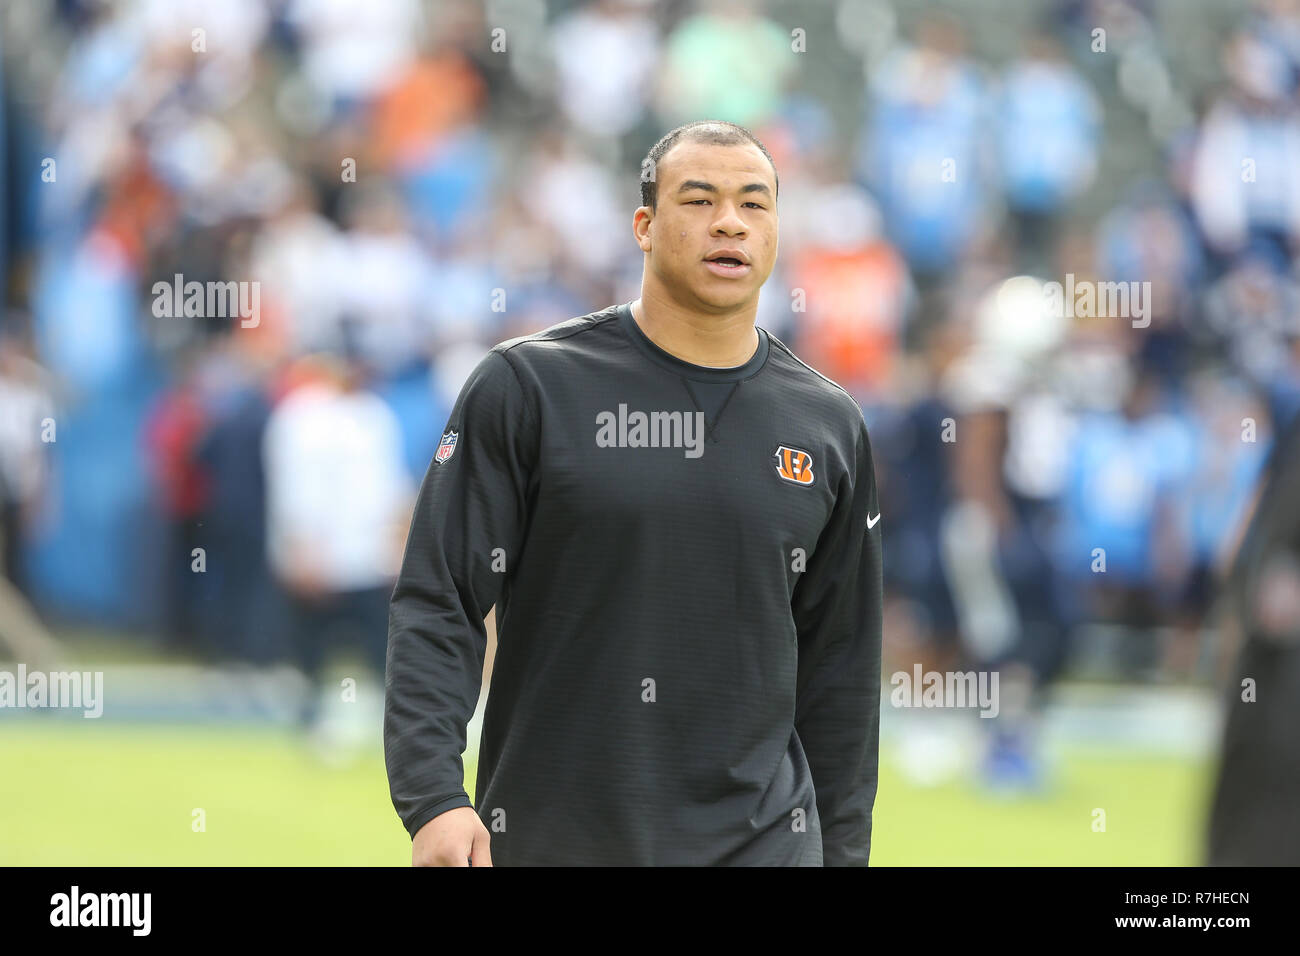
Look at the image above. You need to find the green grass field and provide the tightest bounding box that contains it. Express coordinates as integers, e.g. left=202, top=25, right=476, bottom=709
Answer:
left=0, top=724, right=1214, bottom=865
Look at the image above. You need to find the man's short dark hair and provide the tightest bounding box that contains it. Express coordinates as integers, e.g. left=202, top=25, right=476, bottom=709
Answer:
left=639, top=120, right=779, bottom=211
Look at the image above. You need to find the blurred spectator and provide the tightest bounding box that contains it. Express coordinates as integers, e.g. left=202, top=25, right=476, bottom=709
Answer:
left=0, top=327, right=61, bottom=671
left=35, top=231, right=144, bottom=394
left=262, top=354, right=413, bottom=725
left=286, top=0, right=422, bottom=114
left=785, top=183, right=913, bottom=404
left=520, top=128, right=625, bottom=276
left=1095, top=184, right=1206, bottom=386
left=1198, top=255, right=1300, bottom=432
left=549, top=0, right=659, bottom=154
left=247, top=179, right=346, bottom=360
left=1253, top=0, right=1300, bottom=77
left=1190, top=29, right=1300, bottom=270
left=858, top=14, right=991, bottom=284
left=654, top=0, right=794, bottom=130
left=996, top=33, right=1101, bottom=272
left=0, top=327, right=56, bottom=600
left=939, top=277, right=1076, bottom=790
left=394, top=123, right=497, bottom=247
left=142, top=349, right=212, bottom=653
left=331, top=181, right=436, bottom=374
left=193, top=341, right=278, bottom=665
left=876, top=321, right=965, bottom=674
left=370, top=34, right=487, bottom=171
left=1058, top=363, right=1197, bottom=671
left=1165, top=373, right=1271, bottom=678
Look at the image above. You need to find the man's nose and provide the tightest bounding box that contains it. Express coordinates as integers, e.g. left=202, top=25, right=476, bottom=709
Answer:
left=712, top=211, right=747, bottom=236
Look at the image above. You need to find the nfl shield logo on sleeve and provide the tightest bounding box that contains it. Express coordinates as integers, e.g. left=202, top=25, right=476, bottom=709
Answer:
left=435, top=429, right=459, bottom=464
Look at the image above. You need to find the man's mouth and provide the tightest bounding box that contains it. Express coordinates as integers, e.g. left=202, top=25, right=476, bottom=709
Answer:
left=703, top=255, right=752, bottom=277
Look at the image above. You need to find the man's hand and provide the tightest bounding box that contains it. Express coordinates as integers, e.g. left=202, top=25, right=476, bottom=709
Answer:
left=412, top=807, right=493, bottom=867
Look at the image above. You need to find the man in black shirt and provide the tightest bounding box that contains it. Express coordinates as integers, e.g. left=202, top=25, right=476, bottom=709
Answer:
left=1206, top=414, right=1300, bottom=865
left=384, top=120, right=883, bottom=866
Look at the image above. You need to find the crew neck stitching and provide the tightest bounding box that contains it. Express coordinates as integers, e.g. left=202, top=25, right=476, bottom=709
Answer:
left=619, top=302, right=771, bottom=384
left=679, top=376, right=743, bottom=442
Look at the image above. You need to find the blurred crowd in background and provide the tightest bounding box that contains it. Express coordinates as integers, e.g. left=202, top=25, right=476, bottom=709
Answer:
left=1, top=0, right=1299, bottom=719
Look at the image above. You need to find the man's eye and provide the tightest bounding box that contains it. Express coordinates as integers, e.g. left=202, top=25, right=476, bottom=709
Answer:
left=687, top=200, right=765, bottom=209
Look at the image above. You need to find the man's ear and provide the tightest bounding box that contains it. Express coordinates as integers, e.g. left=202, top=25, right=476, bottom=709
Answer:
left=634, top=206, right=653, bottom=253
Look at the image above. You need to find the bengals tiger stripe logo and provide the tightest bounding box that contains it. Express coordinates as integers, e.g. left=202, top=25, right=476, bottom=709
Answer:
left=774, top=445, right=815, bottom=486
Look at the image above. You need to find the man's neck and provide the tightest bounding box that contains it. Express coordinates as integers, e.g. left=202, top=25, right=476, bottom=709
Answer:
left=629, top=294, right=760, bottom=369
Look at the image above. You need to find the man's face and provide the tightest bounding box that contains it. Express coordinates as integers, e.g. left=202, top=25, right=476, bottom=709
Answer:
left=636, top=141, right=778, bottom=312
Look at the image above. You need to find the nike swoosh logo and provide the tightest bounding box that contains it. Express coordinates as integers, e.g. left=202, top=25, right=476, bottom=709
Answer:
left=866, top=513, right=881, bottom=530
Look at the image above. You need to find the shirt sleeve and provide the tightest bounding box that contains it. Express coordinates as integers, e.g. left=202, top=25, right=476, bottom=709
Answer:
left=791, top=414, right=883, bottom=866
left=384, top=349, right=537, bottom=840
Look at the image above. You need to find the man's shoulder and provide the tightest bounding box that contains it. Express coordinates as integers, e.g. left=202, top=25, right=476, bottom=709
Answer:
left=489, top=304, right=624, bottom=366
left=762, top=329, right=867, bottom=433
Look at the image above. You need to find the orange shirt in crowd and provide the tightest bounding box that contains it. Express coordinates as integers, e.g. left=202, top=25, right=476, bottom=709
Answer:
left=370, top=50, right=487, bottom=169
left=787, top=241, right=909, bottom=394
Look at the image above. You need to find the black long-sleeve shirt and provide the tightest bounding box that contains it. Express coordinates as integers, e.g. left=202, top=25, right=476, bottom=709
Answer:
left=384, top=301, right=883, bottom=865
